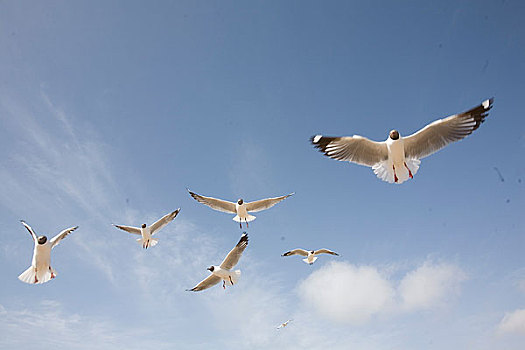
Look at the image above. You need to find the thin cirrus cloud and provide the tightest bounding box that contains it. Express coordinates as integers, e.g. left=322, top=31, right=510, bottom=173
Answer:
left=298, top=260, right=467, bottom=325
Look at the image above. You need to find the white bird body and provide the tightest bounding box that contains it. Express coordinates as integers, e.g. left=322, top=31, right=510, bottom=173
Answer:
left=24, top=242, right=53, bottom=284
left=18, top=221, right=78, bottom=284
left=312, top=99, right=493, bottom=184
left=138, top=226, right=157, bottom=249
left=210, top=265, right=241, bottom=286
left=303, top=252, right=318, bottom=265
left=233, top=202, right=256, bottom=224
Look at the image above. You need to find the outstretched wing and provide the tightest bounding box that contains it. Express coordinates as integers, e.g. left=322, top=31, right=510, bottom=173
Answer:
left=404, top=99, right=493, bottom=159
left=220, top=233, right=248, bottom=270
left=113, top=224, right=141, bottom=235
left=282, top=249, right=309, bottom=257
left=314, top=249, right=339, bottom=256
left=311, top=135, right=388, bottom=167
left=187, top=274, right=222, bottom=292
left=245, top=193, right=294, bottom=213
left=50, top=226, right=79, bottom=249
left=20, top=220, right=37, bottom=242
left=187, top=190, right=236, bottom=214
left=150, top=209, right=180, bottom=235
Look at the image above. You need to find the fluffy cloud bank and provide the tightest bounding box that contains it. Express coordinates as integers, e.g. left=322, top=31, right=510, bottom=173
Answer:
left=298, top=260, right=466, bottom=324
left=497, top=309, right=525, bottom=335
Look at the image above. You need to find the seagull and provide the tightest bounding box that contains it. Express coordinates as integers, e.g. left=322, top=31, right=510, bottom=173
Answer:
left=311, top=98, right=494, bottom=184
left=277, top=319, right=292, bottom=329
left=282, top=248, right=339, bottom=265
left=113, top=209, right=180, bottom=249
left=18, top=220, right=78, bottom=284
left=187, top=233, right=248, bottom=292
left=187, top=189, right=294, bottom=229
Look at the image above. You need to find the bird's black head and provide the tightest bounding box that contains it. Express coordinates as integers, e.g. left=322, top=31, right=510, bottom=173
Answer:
left=141, top=224, right=147, bottom=228
left=389, top=130, right=400, bottom=140
left=207, top=266, right=215, bottom=272
left=310, top=250, right=315, bottom=255
left=237, top=199, right=243, bottom=205
left=37, top=236, right=47, bottom=245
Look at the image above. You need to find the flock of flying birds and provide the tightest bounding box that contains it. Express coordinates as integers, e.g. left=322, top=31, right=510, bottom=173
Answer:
left=17, top=98, right=494, bottom=328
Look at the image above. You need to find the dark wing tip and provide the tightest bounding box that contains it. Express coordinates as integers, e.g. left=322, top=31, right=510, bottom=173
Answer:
left=237, top=233, right=249, bottom=246
left=282, top=251, right=291, bottom=256
left=310, top=135, right=342, bottom=157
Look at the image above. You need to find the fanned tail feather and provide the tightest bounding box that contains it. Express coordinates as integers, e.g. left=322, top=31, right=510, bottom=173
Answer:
left=303, top=257, right=317, bottom=265
left=372, top=159, right=420, bottom=184
left=233, top=215, right=256, bottom=223
left=136, top=238, right=159, bottom=248
left=226, top=270, right=241, bottom=286
left=18, top=266, right=55, bottom=284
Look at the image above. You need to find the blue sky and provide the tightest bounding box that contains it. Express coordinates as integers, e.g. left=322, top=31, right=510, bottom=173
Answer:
left=0, top=1, right=524, bottom=349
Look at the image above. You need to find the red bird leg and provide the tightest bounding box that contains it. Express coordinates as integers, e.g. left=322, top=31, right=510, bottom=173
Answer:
left=246, top=219, right=249, bottom=228
left=239, top=221, right=242, bottom=229
left=404, top=162, right=413, bottom=179
left=223, top=280, right=226, bottom=289
left=393, top=165, right=398, bottom=183
left=50, top=266, right=55, bottom=279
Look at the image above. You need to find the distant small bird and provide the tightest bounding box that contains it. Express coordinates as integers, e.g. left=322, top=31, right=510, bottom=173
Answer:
left=282, top=248, right=339, bottom=265
left=187, top=233, right=248, bottom=292
left=18, top=220, right=78, bottom=284
left=277, top=319, right=292, bottom=329
left=113, top=209, right=180, bottom=248
left=187, top=189, right=294, bottom=229
left=311, top=99, right=493, bottom=183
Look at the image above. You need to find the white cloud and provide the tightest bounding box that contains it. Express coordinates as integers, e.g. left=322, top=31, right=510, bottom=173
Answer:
left=298, top=261, right=395, bottom=324
left=497, top=309, right=525, bottom=335
left=399, top=261, right=466, bottom=311
left=297, top=260, right=466, bottom=324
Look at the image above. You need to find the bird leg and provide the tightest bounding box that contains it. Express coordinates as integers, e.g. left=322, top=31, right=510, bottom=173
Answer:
left=229, top=276, right=234, bottom=285
left=245, top=218, right=249, bottom=228
left=239, top=221, right=242, bottom=229
left=34, top=267, right=38, bottom=283
left=49, top=266, right=55, bottom=279
left=393, top=165, right=398, bottom=183
left=223, top=280, right=226, bottom=289
left=404, top=162, right=413, bottom=179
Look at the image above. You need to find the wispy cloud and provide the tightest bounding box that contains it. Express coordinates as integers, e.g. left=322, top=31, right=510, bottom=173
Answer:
left=0, top=300, right=167, bottom=350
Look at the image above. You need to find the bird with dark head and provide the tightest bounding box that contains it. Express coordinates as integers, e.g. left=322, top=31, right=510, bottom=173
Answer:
left=141, top=224, right=146, bottom=228
left=207, top=266, right=215, bottom=272
left=237, top=199, right=243, bottom=205
left=389, top=130, right=400, bottom=140
left=37, top=236, right=47, bottom=245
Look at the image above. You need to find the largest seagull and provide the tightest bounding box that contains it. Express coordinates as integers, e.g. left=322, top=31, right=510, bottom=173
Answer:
left=311, top=99, right=493, bottom=184
left=18, top=220, right=78, bottom=284
left=187, top=189, right=294, bottom=228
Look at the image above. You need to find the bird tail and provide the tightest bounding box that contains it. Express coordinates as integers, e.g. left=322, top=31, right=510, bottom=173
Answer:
left=232, top=215, right=256, bottom=223
left=226, top=270, right=241, bottom=286
left=372, top=158, right=420, bottom=184
left=136, top=238, right=159, bottom=248
left=303, top=257, right=317, bottom=265
left=372, top=160, right=395, bottom=183
left=18, top=266, right=55, bottom=284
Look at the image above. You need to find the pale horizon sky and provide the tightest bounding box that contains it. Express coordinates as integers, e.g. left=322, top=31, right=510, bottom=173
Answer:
left=0, top=1, right=524, bottom=349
